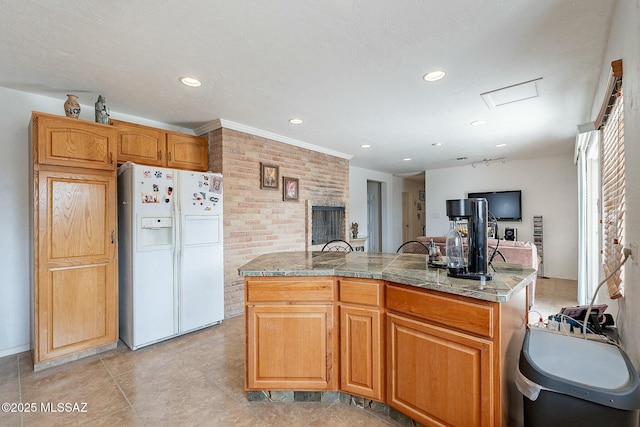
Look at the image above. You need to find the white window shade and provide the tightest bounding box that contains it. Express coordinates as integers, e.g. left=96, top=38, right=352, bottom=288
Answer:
left=600, top=89, right=625, bottom=299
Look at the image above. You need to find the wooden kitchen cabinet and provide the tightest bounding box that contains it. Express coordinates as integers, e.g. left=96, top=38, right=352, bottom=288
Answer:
left=32, top=111, right=116, bottom=170
left=110, top=119, right=166, bottom=167
left=245, top=277, right=338, bottom=391
left=111, top=119, right=208, bottom=171
left=338, top=278, right=384, bottom=401
left=388, top=313, right=493, bottom=426
left=166, top=131, right=208, bottom=171
left=30, top=112, right=118, bottom=370
left=386, top=283, right=526, bottom=427
left=242, top=271, right=527, bottom=426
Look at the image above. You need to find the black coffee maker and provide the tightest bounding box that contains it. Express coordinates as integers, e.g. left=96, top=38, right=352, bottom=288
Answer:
left=445, top=198, right=492, bottom=281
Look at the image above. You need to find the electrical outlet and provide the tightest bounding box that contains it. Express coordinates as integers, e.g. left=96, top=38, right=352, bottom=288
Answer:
left=631, top=243, right=638, bottom=266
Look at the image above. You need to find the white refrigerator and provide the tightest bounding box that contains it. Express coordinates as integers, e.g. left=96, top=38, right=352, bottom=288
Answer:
left=118, top=162, right=224, bottom=350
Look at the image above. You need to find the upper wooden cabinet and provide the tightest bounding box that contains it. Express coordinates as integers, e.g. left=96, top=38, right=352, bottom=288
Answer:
left=31, top=111, right=117, bottom=170
left=110, top=119, right=166, bottom=167
left=111, top=119, right=208, bottom=171
left=167, top=132, right=208, bottom=171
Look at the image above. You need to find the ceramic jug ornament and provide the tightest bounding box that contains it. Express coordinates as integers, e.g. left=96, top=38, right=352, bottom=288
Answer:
left=64, top=94, right=81, bottom=118
left=94, top=95, right=110, bottom=124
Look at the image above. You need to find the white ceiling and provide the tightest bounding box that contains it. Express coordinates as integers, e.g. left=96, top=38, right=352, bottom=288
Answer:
left=0, top=0, right=614, bottom=174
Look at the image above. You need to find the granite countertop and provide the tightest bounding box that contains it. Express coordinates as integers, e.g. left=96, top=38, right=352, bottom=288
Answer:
left=238, top=251, right=536, bottom=303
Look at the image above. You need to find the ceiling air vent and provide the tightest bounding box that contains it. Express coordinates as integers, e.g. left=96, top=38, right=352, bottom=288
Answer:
left=481, top=78, right=542, bottom=109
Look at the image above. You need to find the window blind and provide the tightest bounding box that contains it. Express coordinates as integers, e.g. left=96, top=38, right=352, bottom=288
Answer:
left=600, top=88, right=624, bottom=299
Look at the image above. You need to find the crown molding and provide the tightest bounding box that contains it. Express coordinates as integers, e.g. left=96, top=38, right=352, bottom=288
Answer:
left=194, top=119, right=353, bottom=160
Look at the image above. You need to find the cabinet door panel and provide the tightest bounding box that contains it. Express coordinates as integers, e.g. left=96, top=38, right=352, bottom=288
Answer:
left=35, top=170, right=117, bottom=363
left=167, top=133, right=208, bottom=171
left=35, top=114, right=116, bottom=170
left=112, top=119, right=166, bottom=166
left=48, top=177, right=110, bottom=259
left=247, top=304, right=333, bottom=390
left=388, top=313, right=494, bottom=427
left=340, top=305, right=383, bottom=400
left=49, top=265, right=110, bottom=349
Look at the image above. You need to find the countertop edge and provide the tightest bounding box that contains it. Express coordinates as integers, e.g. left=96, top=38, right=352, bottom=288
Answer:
left=238, top=252, right=536, bottom=303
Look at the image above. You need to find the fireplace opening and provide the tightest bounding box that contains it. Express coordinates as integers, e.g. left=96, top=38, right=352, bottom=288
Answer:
left=311, top=206, right=345, bottom=245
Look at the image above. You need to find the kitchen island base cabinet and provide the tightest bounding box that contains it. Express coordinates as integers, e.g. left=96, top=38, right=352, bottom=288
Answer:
left=247, top=305, right=335, bottom=390
left=388, top=313, right=493, bottom=426
left=243, top=269, right=528, bottom=426
left=339, top=278, right=384, bottom=401
left=245, top=277, right=338, bottom=391
left=386, top=283, right=526, bottom=427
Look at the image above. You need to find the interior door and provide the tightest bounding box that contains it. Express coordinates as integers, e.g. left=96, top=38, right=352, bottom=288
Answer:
left=367, top=181, right=382, bottom=252
left=402, top=192, right=410, bottom=242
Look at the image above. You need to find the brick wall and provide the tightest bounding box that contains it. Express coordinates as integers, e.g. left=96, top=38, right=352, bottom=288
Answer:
left=207, top=128, right=349, bottom=317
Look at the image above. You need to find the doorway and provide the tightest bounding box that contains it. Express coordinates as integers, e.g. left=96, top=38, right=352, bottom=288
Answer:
left=367, top=181, right=382, bottom=252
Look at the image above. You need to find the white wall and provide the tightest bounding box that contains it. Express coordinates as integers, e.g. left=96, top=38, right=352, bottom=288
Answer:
left=426, top=155, right=578, bottom=280
left=594, top=0, right=640, bottom=368
left=349, top=166, right=403, bottom=253
left=0, top=87, right=194, bottom=357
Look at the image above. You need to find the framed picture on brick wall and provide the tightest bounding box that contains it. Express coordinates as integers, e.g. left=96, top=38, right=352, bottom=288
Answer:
left=260, top=163, right=279, bottom=189
left=283, top=177, right=299, bottom=201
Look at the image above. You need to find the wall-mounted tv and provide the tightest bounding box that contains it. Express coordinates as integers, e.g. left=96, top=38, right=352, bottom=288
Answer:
left=467, top=190, right=522, bottom=221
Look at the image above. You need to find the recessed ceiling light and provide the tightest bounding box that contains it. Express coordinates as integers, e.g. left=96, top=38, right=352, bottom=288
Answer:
left=179, top=76, right=201, bottom=87
left=403, top=157, right=412, bottom=161
left=423, top=70, right=446, bottom=82
left=496, top=143, right=507, bottom=147
left=471, top=120, right=486, bottom=126
left=289, top=118, right=303, bottom=125
left=431, top=142, right=442, bottom=147
left=360, top=144, right=371, bottom=148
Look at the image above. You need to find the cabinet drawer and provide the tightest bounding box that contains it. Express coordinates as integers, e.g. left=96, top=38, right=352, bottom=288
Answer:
left=386, top=284, right=494, bottom=338
left=339, top=278, right=382, bottom=306
left=246, top=277, right=334, bottom=302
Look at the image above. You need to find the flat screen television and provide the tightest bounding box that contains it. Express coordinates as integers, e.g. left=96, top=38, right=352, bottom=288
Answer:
left=467, top=190, right=522, bottom=221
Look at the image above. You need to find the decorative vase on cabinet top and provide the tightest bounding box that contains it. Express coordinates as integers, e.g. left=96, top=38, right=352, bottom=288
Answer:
left=64, top=94, right=81, bottom=118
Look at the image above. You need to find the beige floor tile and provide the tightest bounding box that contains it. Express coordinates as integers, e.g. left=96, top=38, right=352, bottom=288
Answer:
left=99, top=339, right=183, bottom=377
left=305, top=403, right=400, bottom=426
left=249, top=401, right=336, bottom=426
left=83, top=407, right=144, bottom=426
left=20, top=356, right=112, bottom=397
left=0, top=412, right=22, bottom=427
left=21, top=375, right=130, bottom=426
left=115, top=368, right=265, bottom=426
left=0, top=354, right=19, bottom=383
left=2, top=354, right=25, bottom=426
left=530, top=277, right=578, bottom=321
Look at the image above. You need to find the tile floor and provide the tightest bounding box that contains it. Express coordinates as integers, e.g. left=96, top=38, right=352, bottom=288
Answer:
left=0, top=277, right=577, bottom=426
left=529, top=276, right=578, bottom=322
left=0, top=315, right=404, bottom=426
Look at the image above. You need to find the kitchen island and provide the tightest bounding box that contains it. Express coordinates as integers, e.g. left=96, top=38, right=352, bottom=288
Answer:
left=239, top=251, right=535, bottom=426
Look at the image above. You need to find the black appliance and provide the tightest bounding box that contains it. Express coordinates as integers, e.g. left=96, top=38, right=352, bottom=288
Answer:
left=445, top=198, right=492, bottom=281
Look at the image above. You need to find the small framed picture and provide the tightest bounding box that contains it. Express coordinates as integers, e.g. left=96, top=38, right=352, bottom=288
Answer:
left=283, top=177, right=299, bottom=201
left=260, top=163, right=279, bottom=189
left=419, top=190, right=425, bottom=201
